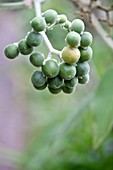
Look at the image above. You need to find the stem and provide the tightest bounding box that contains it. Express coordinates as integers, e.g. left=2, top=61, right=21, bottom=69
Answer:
left=33, top=0, right=61, bottom=58
left=0, top=2, right=25, bottom=8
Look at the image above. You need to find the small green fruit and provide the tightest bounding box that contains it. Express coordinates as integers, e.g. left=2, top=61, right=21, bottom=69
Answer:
left=31, top=71, right=47, bottom=87
left=30, top=52, right=45, bottom=67
left=48, top=76, right=63, bottom=89
left=4, top=44, right=19, bottom=59
left=71, top=19, right=85, bottom=34
left=64, top=76, right=78, bottom=88
left=64, top=20, right=71, bottom=29
left=76, top=62, right=90, bottom=77
left=42, top=59, right=59, bottom=78
left=33, top=82, right=47, bottom=90
left=78, top=74, right=90, bottom=84
left=80, top=32, right=93, bottom=48
left=62, top=46, right=80, bottom=64
left=59, top=62, right=76, bottom=80
left=66, top=32, right=81, bottom=47
left=18, top=39, right=33, bottom=55
left=62, top=85, right=75, bottom=94
left=57, top=14, right=67, bottom=24
left=79, top=46, right=93, bottom=62
left=26, top=31, right=43, bottom=47
left=48, top=86, right=61, bottom=94
left=42, top=9, right=57, bottom=25
left=31, top=16, right=46, bottom=32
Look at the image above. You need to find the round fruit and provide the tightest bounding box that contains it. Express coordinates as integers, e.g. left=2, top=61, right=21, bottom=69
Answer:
left=79, top=46, right=93, bottom=62
left=30, top=52, right=45, bottom=67
left=71, top=19, right=85, bottom=34
left=78, top=74, right=90, bottom=84
left=58, top=14, right=67, bottom=24
left=48, top=76, right=63, bottom=89
left=59, top=62, right=76, bottom=80
left=31, top=16, right=46, bottom=32
left=33, top=82, right=47, bottom=90
left=64, top=20, right=71, bottom=29
left=62, top=85, right=75, bottom=94
left=42, top=59, right=59, bottom=78
left=62, top=46, right=80, bottom=64
left=31, top=71, right=47, bottom=87
left=76, top=62, right=90, bottom=77
left=26, top=31, right=43, bottom=47
left=42, top=9, right=57, bottom=25
left=4, top=44, right=19, bottom=59
left=18, top=39, right=33, bottom=55
left=66, top=32, right=81, bottom=47
left=64, top=76, right=78, bottom=88
left=48, top=86, right=61, bottom=94
left=80, top=32, right=93, bottom=48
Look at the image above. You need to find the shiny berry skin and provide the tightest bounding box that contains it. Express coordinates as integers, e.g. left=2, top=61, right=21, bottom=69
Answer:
left=18, top=39, right=33, bottom=55
left=71, top=19, right=85, bottom=34
left=30, top=52, right=45, bottom=67
left=42, top=59, right=59, bottom=78
left=78, top=74, right=90, bottom=84
left=64, top=76, right=78, bottom=88
left=4, top=44, right=19, bottom=59
left=31, top=71, right=47, bottom=87
left=66, top=32, right=81, bottom=47
left=48, top=76, right=63, bottom=89
left=80, top=32, right=93, bottom=48
left=42, top=9, right=57, bottom=25
left=31, top=16, right=46, bottom=32
left=62, top=85, right=75, bottom=94
left=79, top=46, right=93, bottom=62
left=59, top=62, right=76, bottom=80
left=76, top=62, right=90, bottom=77
left=48, top=86, right=61, bottom=94
left=33, top=82, right=47, bottom=90
left=26, top=31, right=43, bottom=47
left=62, top=46, right=80, bottom=64
left=57, top=14, right=67, bottom=24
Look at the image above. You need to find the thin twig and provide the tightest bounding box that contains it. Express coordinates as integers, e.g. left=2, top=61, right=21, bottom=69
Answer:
left=0, top=2, right=25, bottom=9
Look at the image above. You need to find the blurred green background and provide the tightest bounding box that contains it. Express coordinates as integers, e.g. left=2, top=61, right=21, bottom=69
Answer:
left=0, top=0, right=113, bottom=170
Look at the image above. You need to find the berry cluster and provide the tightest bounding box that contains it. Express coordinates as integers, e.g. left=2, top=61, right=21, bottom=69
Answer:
left=4, top=9, right=93, bottom=94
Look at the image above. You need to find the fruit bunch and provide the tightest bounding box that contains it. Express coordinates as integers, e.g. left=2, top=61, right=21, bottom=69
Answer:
left=4, top=9, right=93, bottom=94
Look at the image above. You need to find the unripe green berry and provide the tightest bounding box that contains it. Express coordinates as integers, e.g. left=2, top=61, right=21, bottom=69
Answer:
left=80, top=32, right=93, bottom=48
left=57, top=14, right=67, bottom=24
left=42, top=9, right=57, bottom=25
left=64, top=20, right=71, bottom=29
left=64, top=76, right=78, bottom=88
left=59, top=62, right=76, bottom=80
left=66, top=32, right=81, bottom=47
left=48, top=76, right=63, bottom=89
left=18, top=39, right=33, bottom=55
left=62, top=85, right=75, bottom=94
left=26, top=31, right=43, bottom=47
left=71, top=19, right=85, bottom=34
left=31, top=16, right=46, bottom=32
left=33, top=83, right=47, bottom=90
left=4, top=44, right=19, bottom=59
left=79, top=46, right=93, bottom=62
left=48, top=86, right=61, bottom=94
left=78, top=74, right=90, bottom=84
left=30, top=52, right=45, bottom=67
left=42, top=59, right=59, bottom=78
left=76, top=62, right=90, bottom=77
left=31, top=71, right=47, bottom=87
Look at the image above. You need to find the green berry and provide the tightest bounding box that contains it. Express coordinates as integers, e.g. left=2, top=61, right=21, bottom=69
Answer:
left=4, top=44, right=19, bottom=59
left=64, top=77, right=78, bottom=88
left=18, top=39, right=33, bottom=55
left=78, top=74, right=90, bottom=84
left=26, top=31, right=43, bottom=47
left=62, top=85, right=75, bottom=94
left=76, top=62, right=90, bottom=77
left=66, top=32, right=81, bottom=47
left=31, top=71, right=47, bottom=87
left=71, top=19, right=85, bottom=34
left=42, top=59, right=59, bottom=78
left=31, top=16, right=46, bottom=32
left=30, top=52, right=45, bottom=67
left=42, top=9, right=57, bottom=25
left=79, top=46, right=93, bottom=62
left=48, top=86, right=61, bottom=94
left=48, top=76, right=63, bottom=89
left=64, top=20, right=71, bottom=29
left=33, top=82, right=47, bottom=90
left=58, top=14, right=67, bottom=24
left=80, top=32, right=93, bottom=48
left=62, top=46, right=80, bottom=64
left=59, top=62, right=76, bottom=80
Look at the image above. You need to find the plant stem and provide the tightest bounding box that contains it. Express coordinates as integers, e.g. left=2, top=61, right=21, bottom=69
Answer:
left=33, top=0, right=61, bottom=58
left=0, top=2, right=25, bottom=9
